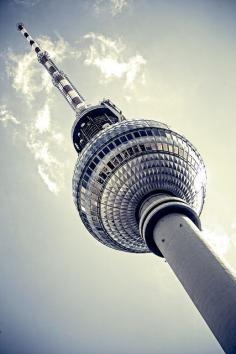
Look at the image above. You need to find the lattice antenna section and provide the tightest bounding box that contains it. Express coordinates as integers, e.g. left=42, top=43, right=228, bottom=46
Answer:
left=17, top=23, right=85, bottom=111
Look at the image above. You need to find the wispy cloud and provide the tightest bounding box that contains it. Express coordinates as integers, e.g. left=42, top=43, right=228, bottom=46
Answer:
left=84, top=32, right=146, bottom=88
left=110, top=0, right=128, bottom=16
left=203, top=227, right=230, bottom=257
left=5, top=34, right=74, bottom=194
left=26, top=102, right=65, bottom=194
left=0, top=101, right=65, bottom=194
left=35, top=103, right=50, bottom=133
left=13, top=0, right=40, bottom=6
left=0, top=104, right=20, bottom=126
left=94, top=0, right=129, bottom=16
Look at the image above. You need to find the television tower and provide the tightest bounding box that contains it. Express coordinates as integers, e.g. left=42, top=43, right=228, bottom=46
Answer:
left=17, top=23, right=236, bottom=353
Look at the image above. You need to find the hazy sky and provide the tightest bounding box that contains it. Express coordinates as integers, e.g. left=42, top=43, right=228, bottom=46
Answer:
left=1, top=0, right=236, bottom=353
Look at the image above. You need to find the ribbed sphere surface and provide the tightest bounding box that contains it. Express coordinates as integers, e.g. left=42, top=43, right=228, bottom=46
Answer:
left=73, top=120, right=206, bottom=253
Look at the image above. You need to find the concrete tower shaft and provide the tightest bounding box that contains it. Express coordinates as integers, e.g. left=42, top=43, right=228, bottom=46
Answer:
left=140, top=194, right=236, bottom=353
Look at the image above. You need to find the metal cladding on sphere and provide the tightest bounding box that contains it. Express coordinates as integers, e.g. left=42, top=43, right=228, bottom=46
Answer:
left=72, top=118, right=206, bottom=253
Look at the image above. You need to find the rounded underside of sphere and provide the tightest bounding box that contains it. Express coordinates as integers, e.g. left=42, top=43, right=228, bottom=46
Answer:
left=73, top=120, right=206, bottom=253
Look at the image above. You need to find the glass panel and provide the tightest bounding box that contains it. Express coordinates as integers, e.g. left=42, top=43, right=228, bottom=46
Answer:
left=134, top=131, right=140, bottom=138
left=140, top=130, right=147, bottom=137
left=108, top=142, right=115, bottom=150
left=126, top=133, right=133, bottom=140
left=103, top=146, right=109, bottom=155
left=114, top=138, right=121, bottom=146
left=89, top=162, right=96, bottom=170
left=98, top=151, right=105, bottom=158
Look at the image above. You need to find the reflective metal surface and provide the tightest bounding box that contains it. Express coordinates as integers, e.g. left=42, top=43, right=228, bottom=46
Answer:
left=73, top=119, right=206, bottom=253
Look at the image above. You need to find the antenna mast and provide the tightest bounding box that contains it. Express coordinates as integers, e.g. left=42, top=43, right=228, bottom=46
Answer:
left=17, top=23, right=85, bottom=111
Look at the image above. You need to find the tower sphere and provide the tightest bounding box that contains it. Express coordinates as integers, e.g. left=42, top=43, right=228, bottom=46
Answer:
left=16, top=22, right=207, bottom=254
left=73, top=114, right=206, bottom=253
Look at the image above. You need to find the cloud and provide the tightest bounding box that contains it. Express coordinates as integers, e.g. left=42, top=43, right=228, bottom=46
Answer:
left=5, top=33, right=77, bottom=194
left=110, top=0, right=128, bottom=16
left=38, top=165, right=59, bottom=194
left=13, top=0, right=40, bottom=6
left=25, top=102, right=65, bottom=194
left=0, top=105, right=20, bottom=126
left=203, top=227, right=230, bottom=257
left=7, top=35, right=80, bottom=105
left=0, top=101, right=65, bottom=194
left=84, top=32, right=146, bottom=88
left=35, top=103, right=50, bottom=133
left=94, top=0, right=129, bottom=16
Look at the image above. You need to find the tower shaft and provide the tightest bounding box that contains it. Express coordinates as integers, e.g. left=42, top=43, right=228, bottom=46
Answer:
left=140, top=195, right=236, bottom=354
left=17, top=23, right=85, bottom=111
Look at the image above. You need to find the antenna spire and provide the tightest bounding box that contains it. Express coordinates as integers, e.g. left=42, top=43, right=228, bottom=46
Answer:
left=17, top=23, right=85, bottom=111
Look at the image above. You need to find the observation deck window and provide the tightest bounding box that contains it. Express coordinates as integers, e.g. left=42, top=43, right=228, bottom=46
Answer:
left=127, top=133, right=133, bottom=140
left=103, top=146, right=109, bottom=155
left=108, top=142, right=115, bottom=150
left=140, top=130, right=147, bottom=137
left=93, top=157, right=99, bottom=164
left=152, top=128, right=159, bottom=136
left=98, top=150, right=105, bottom=158
left=159, top=130, right=166, bottom=137
left=114, top=138, right=121, bottom=146
left=86, top=167, right=93, bottom=176
left=146, top=130, right=153, bottom=136
left=121, top=135, right=127, bottom=143
left=89, top=162, right=96, bottom=170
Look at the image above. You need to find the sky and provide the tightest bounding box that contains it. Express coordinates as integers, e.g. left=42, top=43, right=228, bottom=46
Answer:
left=0, top=0, right=236, bottom=353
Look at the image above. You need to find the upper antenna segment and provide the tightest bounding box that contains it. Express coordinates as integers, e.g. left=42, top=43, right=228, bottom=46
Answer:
left=17, top=23, right=85, bottom=111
